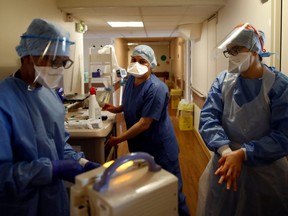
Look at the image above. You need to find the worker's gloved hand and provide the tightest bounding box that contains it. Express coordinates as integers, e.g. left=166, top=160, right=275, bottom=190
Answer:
left=52, top=160, right=84, bottom=183
left=83, top=161, right=101, bottom=172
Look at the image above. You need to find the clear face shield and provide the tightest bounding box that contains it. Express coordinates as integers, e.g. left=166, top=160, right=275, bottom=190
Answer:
left=215, top=23, right=268, bottom=73
left=22, top=35, right=75, bottom=90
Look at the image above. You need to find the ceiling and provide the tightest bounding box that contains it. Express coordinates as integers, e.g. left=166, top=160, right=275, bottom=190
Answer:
left=58, top=0, right=226, bottom=39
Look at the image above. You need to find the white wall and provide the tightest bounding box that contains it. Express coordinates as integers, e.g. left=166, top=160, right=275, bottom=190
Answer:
left=192, top=21, right=208, bottom=96
left=0, top=0, right=84, bottom=94
left=216, top=0, right=272, bottom=73
left=192, top=0, right=273, bottom=97
left=83, top=37, right=113, bottom=74
left=207, top=18, right=217, bottom=93
left=191, top=0, right=274, bottom=132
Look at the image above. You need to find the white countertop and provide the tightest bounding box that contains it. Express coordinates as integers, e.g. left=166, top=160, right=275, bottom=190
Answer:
left=66, top=110, right=116, bottom=138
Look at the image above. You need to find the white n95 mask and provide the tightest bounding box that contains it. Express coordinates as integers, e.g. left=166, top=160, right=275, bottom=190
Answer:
left=34, top=66, right=64, bottom=89
left=127, top=62, right=149, bottom=78
left=228, top=52, right=251, bottom=73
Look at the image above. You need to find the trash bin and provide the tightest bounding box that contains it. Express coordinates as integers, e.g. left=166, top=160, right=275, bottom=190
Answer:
left=170, top=89, right=182, bottom=110
left=177, top=100, right=194, bottom=131
left=165, top=80, right=174, bottom=91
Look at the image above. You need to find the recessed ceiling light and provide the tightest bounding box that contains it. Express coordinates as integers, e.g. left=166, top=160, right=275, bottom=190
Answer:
left=107, top=21, right=143, bottom=27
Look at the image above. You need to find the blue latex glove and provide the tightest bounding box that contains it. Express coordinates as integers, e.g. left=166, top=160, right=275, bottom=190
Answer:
left=52, top=160, right=84, bottom=183
left=84, top=161, right=101, bottom=172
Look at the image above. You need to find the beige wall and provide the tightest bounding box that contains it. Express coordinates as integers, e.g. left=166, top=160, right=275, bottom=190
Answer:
left=127, top=43, right=172, bottom=73
left=171, top=37, right=185, bottom=88
left=114, top=38, right=129, bottom=68
left=150, top=44, right=171, bottom=73
left=111, top=38, right=184, bottom=85
left=0, top=0, right=84, bottom=94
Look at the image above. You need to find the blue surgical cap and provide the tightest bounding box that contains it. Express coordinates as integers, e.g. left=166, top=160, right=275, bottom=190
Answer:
left=16, top=18, right=74, bottom=58
left=229, top=27, right=265, bottom=54
left=131, top=45, right=157, bottom=69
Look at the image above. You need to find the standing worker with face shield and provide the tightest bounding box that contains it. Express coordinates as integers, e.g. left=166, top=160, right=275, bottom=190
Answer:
left=197, top=23, right=288, bottom=216
left=102, top=45, right=190, bottom=216
left=0, top=18, right=100, bottom=216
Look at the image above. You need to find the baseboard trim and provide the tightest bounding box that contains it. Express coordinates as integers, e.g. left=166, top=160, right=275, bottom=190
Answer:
left=193, top=129, right=212, bottom=161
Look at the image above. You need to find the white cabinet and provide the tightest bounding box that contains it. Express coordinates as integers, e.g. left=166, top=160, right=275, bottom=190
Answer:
left=88, top=46, right=116, bottom=105
left=88, top=46, right=114, bottom=92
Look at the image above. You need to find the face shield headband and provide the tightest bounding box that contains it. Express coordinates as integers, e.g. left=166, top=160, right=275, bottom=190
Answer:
left=217, top=23, right=267, bottom=56
left=21, top=35, right=75, bottom=57
left=234, top=23, right=266, bottom=53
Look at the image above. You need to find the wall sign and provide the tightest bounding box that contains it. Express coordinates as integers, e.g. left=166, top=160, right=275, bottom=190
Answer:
left=160, top=55, right=167, bottom=61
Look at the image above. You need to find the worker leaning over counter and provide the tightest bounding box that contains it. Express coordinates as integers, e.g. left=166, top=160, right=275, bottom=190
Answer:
left=102, top=45, right=190, bottom=216
left=0, top=18, right=100, bottom=216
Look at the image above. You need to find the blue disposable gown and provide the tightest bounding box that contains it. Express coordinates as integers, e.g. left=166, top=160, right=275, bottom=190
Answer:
left=197, top=65, right=288, bottom=216
left=0, top=75, right=84, bottom=216
left=122, top=74, right=190, bottom=216
left=200, top=66, right=288, bottom=162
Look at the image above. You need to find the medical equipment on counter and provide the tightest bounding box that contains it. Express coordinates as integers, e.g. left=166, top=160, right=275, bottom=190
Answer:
left=65, top=118, right=103, bottom=129
left=64, top=93, right=90, bottom=102
left=70, top=152, right=178, bottom=216
left=118, top=68, right=127, bottom=106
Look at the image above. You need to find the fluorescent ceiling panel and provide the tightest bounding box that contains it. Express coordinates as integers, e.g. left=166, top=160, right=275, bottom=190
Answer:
left=107, top=21, right=144, bottom=27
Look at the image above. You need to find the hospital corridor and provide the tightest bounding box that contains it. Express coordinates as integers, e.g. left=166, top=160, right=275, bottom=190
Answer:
left=116, top=101, right=211, bottom=216
left=0, top=0, right=288, bottom=216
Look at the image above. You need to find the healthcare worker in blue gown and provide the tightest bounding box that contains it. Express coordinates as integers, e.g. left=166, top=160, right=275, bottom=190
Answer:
left=102, top=45, right=190, bottom=216
left=0, top=18, right=100, bottom=216
left=196, top=23, right=288, bottom=216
